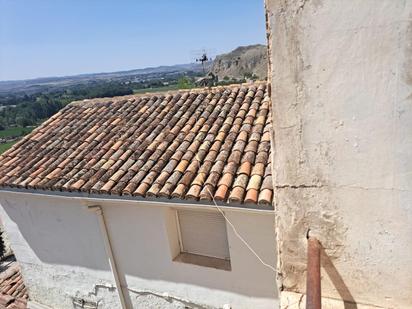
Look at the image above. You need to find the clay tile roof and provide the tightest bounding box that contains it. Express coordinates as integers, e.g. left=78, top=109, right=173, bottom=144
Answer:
left=0, top=82, right=273, bottom=208
left=0, top=261, right=28, bottom=308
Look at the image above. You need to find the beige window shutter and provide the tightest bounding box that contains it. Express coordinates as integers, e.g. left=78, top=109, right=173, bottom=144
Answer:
left=177, top=209, right=230, bottom=260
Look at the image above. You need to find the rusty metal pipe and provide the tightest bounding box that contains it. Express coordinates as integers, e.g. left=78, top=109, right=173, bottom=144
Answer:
left=306, top=236, right=321, bottom=309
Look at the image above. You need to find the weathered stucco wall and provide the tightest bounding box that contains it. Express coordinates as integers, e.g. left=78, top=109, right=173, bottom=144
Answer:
left=0, top=217, right=13, bottom=258
left=265, top=0, right=412, bottom=308
left=0, top=191, right=278, bottom=309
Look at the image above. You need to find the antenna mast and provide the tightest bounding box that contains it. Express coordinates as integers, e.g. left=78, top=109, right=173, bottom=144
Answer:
left=196, top=51, right=210, bottom=74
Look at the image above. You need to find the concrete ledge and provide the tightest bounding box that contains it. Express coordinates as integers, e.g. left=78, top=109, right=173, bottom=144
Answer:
left=280, top=291, right=384, bottom=309
left=28, top=301, right=54, bottom=309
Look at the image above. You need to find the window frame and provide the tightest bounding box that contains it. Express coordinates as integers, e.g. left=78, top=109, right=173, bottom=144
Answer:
left=172, top=208, right=231, bottom=271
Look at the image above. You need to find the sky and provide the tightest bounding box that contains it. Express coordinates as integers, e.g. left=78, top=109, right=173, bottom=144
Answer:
left=0, top=0, right=266, bottom=81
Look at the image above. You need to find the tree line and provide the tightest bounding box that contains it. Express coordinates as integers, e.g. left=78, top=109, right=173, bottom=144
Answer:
left=0, top=81, right=134, bottom=129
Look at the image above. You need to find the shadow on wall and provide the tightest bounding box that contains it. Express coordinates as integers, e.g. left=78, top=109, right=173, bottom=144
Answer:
left=1, top=196, right=110, bottom=270
left=0, top=194, right=277, bottom=300
left=321, top=246, right=357, bottom=309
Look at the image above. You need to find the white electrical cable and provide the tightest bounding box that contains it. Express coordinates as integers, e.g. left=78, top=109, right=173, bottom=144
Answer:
left=126, top=286, right=212, bottom=309
left=207, top=187, right=276, bottom=273
left=194, top=154, right=276, bottom=273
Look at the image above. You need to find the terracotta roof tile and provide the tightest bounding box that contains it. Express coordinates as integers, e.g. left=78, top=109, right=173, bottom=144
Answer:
left=238, top=161, right=252, bottom=176
left=258, top=189, right=273, bottom=206
left=245, top=188, right=259, bottom=204
left=186, top=184, right=202, bottom=200
left=233, top=174, right=249, bottom=188
left=214, top=185, right=229, bottom=201
left=0, top=261, right=28, bottom=308
left=229, top=186, right=245, bottom=203
left=0, top=83, right=273, bottom=208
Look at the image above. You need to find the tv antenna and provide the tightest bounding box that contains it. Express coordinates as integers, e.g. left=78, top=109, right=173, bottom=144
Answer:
left=191, top=48, right=215, bottom=74
left=196, top=53, right=210, bottom=74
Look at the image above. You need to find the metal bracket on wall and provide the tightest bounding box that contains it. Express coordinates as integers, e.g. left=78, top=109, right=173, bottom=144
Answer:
left=72, top=297, right=98, bottom=309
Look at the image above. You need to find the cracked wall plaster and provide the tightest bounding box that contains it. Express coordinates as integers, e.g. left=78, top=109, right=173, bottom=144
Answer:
left=265, top=0, right=412, bottom=307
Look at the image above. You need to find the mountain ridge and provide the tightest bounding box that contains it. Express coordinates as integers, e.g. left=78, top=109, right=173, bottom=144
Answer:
left=210, top=44, right=267, bottom=81
left=0, top=44, right=268, bottom=94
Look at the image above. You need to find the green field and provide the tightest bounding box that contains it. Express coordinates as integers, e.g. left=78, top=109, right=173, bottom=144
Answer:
left=0, top=141, right=16, bottom=154
left=0, top=126, right=34, bottom=154
left=0, top=127, right=33, bottom=138
left=133, top=84, right=181, bottom=94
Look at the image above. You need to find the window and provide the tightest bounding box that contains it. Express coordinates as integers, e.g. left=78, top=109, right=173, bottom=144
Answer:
left=174, top=209, right=231, bottom=270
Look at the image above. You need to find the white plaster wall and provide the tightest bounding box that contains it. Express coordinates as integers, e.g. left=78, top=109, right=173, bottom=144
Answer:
left=0, top=217, right=13, bottom=257
left=265, top=0, right=412, bottom=308
left=0, top=191, right=278, bottom=309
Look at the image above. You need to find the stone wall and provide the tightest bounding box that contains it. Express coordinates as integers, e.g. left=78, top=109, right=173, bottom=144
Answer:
left=265, top=1, right=412, bottom=307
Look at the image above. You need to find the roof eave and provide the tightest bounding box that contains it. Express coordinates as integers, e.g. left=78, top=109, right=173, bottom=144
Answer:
left=0, top=187, right=275, bottom=213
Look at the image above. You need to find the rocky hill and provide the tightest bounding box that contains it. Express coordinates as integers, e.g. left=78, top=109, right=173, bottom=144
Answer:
left=210, top=44, right=268, bottom=81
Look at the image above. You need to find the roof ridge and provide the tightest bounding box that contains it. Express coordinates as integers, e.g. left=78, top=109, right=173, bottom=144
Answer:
left=68, top=81, right=268, bottom=107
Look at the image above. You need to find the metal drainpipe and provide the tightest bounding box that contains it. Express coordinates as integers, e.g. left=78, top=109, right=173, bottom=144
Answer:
left=88, top=205, right=128, bottom=309
left=306, top=236, right=321, bottom=309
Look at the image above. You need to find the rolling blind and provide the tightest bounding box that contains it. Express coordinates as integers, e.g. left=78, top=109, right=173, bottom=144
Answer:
left=177, top=209, right=230, bottom=260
